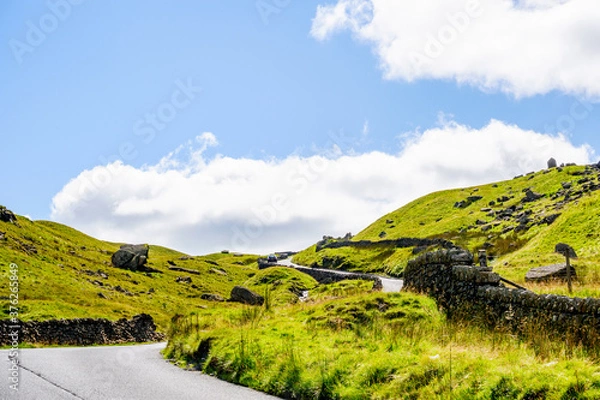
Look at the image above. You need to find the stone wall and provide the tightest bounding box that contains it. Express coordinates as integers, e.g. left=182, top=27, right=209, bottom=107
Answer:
left=0, top=314, right=164, bottom=346
left=404, top=249, right=600, bottom=348
left=316, top=237, right=456, bottom=252
left=291, top=265, right=383, bottom=291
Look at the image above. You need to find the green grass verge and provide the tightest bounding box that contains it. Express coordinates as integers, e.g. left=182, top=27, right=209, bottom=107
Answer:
left=166, top=281, right=600, bottom=399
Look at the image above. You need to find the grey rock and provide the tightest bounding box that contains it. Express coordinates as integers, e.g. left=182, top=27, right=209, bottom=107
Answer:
left=547, top=157, right=557, bottom=168
left=543, top=214, right=560, bottom=225
left=230, top=286, right=264, bottom=306
left=0, top=206, right=17, bottom=223
left=525, top=263, right=577, bottom=282
left=522, top=189, right=543, bottom=203
left=111, top=244, right=149, bottom=272
left=200, top=293, right=225, bottom=302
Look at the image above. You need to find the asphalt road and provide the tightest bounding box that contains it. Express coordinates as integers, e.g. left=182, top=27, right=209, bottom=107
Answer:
left=278, top=259, right=404, bottom=292
left=0, top=343, right=279, bottom=400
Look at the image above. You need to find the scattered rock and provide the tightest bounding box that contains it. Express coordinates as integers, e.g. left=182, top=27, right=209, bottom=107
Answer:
left=178, top=256, right=194, bottom=261
left=114, top=285, right=135, bottom=296
left=542, top=214, right=560, bottom=225
left=111, top=244, right=149, bottom=272
left=97, top=292, right=107, bottom=299
left=547, top=157, right=557, bottom=168
left=200, top=293, right=225, bottom=302
left=209, top=268, right=227, bottom=276
left=525, top=264, right=577, bottom=282
left=229, top=286, right=264, bottom=306
left=454, top=196, right=483, bottom=209
left=0, top=232, right=5, bottom=241
left=379, top=231, right=387, bottom=238
left=0, top=206, right=17, bottom=223
left=167, top=260, right=176, bottom=266
left=175, top=276, right=192, bottom=284
left=385, top=219, right=394, bottom=224
left=522, top=189, right=543, bottom=203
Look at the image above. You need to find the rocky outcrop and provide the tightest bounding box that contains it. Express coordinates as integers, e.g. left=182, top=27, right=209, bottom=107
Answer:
left=454, top=196, right=483, bottom=209
left=0, top=314, right=164, bottom=346
left=525, top=263, right=577, bottom=282
left=111, top=244, right=149, bottom=271
left=0, top=206, right=17, bottom=223
left=229, top=286, right=264, bottom=306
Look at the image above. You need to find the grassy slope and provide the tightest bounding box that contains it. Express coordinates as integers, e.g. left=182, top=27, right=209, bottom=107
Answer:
left=167, top=281, right=600, bottom=399
left=295, top=165, right=600, bottom=284
left=0, top=215, right=261, bottom=330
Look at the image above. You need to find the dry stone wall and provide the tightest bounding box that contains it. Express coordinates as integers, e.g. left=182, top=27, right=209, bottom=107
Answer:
left=0, top=314, right=164, bottom=346
left=404, top=249, right=600, bottom=348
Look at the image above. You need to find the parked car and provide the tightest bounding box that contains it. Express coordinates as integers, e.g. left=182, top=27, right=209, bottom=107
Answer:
left=267, top=254, right=277, bottom=263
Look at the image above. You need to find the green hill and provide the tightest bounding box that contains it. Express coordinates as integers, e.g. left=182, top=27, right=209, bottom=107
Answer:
left=294, top=164, right=600, bottom=285
left=0, top=211, right=263, bottom=330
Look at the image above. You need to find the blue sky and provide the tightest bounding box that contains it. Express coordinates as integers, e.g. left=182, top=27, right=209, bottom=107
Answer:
left=2, top=0, right=599, bottom=254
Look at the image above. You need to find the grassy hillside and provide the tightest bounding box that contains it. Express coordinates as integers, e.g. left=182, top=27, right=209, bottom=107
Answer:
left=167, top=281, right=600, bottom=399
left=0, top=212, right=263, bottom=330
left=295, top=164, right=600, bottom=284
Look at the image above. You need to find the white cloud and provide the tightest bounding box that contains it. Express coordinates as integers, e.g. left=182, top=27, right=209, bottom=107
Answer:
left=51, top=121, right=592, bottom=255
left=311, top=0, right=600, bottom=98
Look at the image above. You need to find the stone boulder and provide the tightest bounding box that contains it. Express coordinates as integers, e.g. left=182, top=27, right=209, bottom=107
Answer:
left=525, top=263, right=577, bottom=282
left=547, top=157, right=557, bottom=168
left=0, top=206, right=17, bottom=223
left=522, top=189, right=543, bottom=203
left=111, top=244, right=149, bottom=271
left=229, top=286, right=264, bottom=306
left=200, top=293, right=225, bottom=302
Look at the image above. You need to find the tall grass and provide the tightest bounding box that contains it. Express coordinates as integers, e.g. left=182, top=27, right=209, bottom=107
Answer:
left=166, top=286, right=600, bottom=399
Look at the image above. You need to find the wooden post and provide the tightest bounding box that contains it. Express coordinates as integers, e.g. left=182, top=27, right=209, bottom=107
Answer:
left=565, top=251, right=572, bottom=294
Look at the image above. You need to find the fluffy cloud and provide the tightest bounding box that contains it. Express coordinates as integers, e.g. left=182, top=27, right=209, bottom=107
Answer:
left=311, top=0, right=600, bottom=98
left=51, top=123, right=592, bottom=255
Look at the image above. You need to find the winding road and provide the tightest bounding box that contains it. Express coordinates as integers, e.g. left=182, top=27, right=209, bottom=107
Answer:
left=0, top=343, right=279, bottom=400
left=0, top=260, right=402, bottom=399
left=278, top=258, right=404, bottom=292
